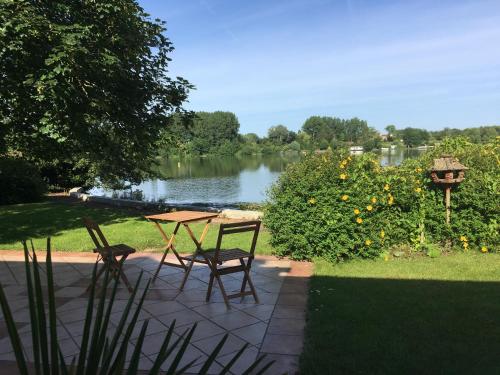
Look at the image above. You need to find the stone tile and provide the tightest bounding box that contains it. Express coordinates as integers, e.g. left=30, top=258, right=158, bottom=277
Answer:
left=57, top=298, right=89, bottom=313
left=159, top=344, right=207, bottom=372
left=128, top=318, right=168, bottom=341
left=216, top=345, right=259, bottom=374
left=0, top=337, right=13, bottom=354
left=257, top=353, right=300, bottom=375
left=231, top=322, right=267, bottom=346
left=55, top=286, right=87, bottom=298
left=184, top=358, right=224, bottom=374
left=260, top=334, right=303, bottom=355
left=210, top=311, right=259, bottom=331
left=0, top=351, right=16, bottom=361
left=1, top=286, right=25, bottom=298
left=267, top=318, right=305, bottom=336
left=125, top=355, right=155, bottom=371
left=192, top=302, right=236, bottom=319
left=143, top=301, right=186, bottom=316
left=57, top=307, right=89, bottom=324
left=272, top=305, right=306, bottom=320
left=144, top=289, right=179, bottom=301
left=193, top=333, right=246, bottom=357
left=155, top=309, right=204, bottom=327
left=175, top=320, right=225, bottom=342
left=276, top=292, right=308, bottom=307
left=136, top=331, right=177, bottom=356
left=109, top=308, right=151, bottom=326
left=175, top=290, right=210, bottom=306
left=238, top=304, right=275, bottom=321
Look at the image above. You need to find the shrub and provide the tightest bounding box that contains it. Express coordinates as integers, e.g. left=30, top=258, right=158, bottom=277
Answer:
left=264, top=137, right=499, bottom=262
left=0, top=157, right=47, bottom=205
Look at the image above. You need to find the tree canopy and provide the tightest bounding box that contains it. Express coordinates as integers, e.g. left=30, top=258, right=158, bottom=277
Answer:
left=0, top=0, right=192, bottom=188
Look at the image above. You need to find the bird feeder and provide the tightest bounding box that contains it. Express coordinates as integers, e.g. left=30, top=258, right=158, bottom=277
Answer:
left=430, top=155, right=468, bottom=224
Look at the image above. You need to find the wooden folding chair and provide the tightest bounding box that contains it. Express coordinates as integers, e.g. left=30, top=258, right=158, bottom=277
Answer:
left=83, top=217, right=136, bottom=292
left=203, top=221, right=261, bottom=309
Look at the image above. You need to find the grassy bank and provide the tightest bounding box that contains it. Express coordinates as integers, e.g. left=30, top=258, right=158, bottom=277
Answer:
left=0, top=200, right=274, bottom=254
left=301, top=253, right=500, bottom=374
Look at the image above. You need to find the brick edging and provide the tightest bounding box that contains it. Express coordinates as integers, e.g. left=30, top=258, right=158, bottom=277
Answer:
left=258, top=261, right=313, bottom=374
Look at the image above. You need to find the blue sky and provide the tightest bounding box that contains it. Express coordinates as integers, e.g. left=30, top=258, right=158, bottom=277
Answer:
left=139, top=0, right=500, bottom=136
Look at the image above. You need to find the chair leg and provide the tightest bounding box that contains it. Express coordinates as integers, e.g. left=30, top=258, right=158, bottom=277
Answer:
left=179, top=257, right=195, bottom=291
left=206, top=272, right=215, bottom=302
left=210, top=264, right=231, bottom=309
left=118, top=255, right=133, bottom=292
left=87, top=261, right=108, bottom=291
left=240, top=259, right=259, bottom=304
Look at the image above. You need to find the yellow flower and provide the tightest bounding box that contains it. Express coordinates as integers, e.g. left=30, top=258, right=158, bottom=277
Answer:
left=356, top=217, right=363, bottom=224
left=308, top=197, right=317, bottom=205
left=354, top=208, right=360, bottom=215
left=339, top=164, right=345, bottom=169
left=384, top=184, right=390, bottom=191
left=460, top=235, right=467, bottom=242
left=415, top=187, right=422, bottom=193
left=388, top=196, right=394, bottom=205
left=463, top=242, right=469, bottom=249
left=365, top=239, right=372, bottom=246
left=366, top=205, right=373, bottom=211
left=416, top=168, right=423, bottom=173
left=339, top=173, right=347, bottom=180
left=341, top=195, right=349, bottom=201
left=481, top=246, right=488, bottom=253
left=380, top=230, right=385, bottom=238
left=371, top=197, right=377, bottom=204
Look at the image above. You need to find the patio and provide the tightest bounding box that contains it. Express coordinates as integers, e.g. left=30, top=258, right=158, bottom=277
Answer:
left=0, top=251, right=311, bottom=374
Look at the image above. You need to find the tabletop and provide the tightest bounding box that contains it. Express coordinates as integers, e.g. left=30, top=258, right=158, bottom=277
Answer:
left=145, top=210, right=219, bottom=224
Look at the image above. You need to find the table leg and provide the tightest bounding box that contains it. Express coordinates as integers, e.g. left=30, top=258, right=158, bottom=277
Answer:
left=152, top=221, right=182, bottom=282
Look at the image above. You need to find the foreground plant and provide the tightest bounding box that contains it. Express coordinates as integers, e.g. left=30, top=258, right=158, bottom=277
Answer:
left=0, top=238, right=273, bottom=374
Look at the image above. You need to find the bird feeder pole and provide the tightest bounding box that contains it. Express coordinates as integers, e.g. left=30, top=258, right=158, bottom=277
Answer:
left=430, top=155, right=468, bottom=225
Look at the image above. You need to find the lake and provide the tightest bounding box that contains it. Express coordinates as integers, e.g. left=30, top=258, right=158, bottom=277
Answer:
left=90, top=148, right=424, bottom=206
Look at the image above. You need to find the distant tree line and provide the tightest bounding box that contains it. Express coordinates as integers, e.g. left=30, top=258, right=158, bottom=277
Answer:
left=386, top=125, right=500, bottom=147
left=165, top=113, right=499, bottom=157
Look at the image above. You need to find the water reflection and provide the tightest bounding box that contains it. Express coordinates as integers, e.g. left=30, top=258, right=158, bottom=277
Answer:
left=91, top=150, right=422, bottom=204
left=378, top=148, right=424, bottom=166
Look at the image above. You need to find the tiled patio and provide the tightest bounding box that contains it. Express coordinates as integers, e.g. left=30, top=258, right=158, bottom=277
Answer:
left=0, top=252, right=311, bottom=374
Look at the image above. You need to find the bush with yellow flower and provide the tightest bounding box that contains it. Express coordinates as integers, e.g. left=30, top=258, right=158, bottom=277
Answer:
left=265, top=137, right=499, bottom=262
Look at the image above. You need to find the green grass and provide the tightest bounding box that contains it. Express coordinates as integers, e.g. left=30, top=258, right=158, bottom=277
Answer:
left=301, top=254, right=500, bottom=375
left=0, top=201, right=274, bottom=254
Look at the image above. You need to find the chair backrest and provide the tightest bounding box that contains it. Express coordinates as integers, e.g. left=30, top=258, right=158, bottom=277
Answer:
left=212, top=220, right=261, bottom=262
left=83, top=217, right=110, bottom=252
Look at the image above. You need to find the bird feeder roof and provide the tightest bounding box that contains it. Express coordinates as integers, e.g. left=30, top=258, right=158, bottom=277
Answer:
left=430, top=155, right=468, bottom=172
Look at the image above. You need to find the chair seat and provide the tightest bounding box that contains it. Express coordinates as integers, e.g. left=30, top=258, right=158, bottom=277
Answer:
left=94, top=244, right=136, bottom=256
left=204, top=248, right=251, bottom=262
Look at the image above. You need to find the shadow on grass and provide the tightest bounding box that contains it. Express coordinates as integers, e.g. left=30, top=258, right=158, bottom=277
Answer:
left=0, top=199, right=140, bottom=244
left=301, top=276, right=500, bottom=375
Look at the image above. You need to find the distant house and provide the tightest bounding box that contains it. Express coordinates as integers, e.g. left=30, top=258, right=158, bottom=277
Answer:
left=380, top=133, right=390, bottom=141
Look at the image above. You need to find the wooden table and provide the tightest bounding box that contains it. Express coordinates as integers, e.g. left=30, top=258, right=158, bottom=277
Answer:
left=145, top=211, right=219, bottom=289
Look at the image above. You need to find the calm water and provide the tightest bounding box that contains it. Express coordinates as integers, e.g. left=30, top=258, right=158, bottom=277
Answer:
left=91, top=148, right=423, bottom=205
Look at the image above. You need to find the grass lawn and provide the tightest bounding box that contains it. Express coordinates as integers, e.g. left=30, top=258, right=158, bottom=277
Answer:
left=301, top=253, right=500, bottom=375
left=0, top=200, right=274, bottom=254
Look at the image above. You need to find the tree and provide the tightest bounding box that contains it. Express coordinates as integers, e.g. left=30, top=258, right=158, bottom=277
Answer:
left=190, top=112, right=240, bottom=154
left=385, top=125, right=397, bottom=141
left=302, top=116, right=327, bottom=142
left=242, top=133, right=260, bottom=144
left=0, top=0, right=192, bottom=188
left=400, top=127, right=430, bottom=147
left=268, top=125, right=293, bottom=145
